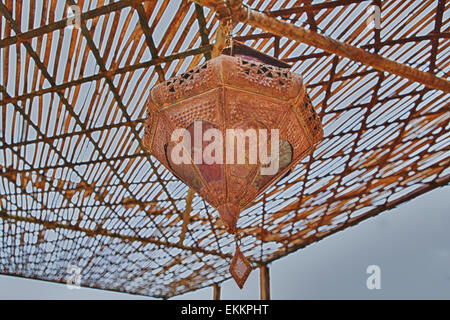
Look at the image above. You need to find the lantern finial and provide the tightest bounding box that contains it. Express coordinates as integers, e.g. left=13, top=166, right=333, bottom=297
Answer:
left=218, top=203, right=240, bottom=234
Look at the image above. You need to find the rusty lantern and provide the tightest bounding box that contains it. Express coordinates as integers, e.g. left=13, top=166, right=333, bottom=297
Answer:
left=143, top=43, right=323, bottom=288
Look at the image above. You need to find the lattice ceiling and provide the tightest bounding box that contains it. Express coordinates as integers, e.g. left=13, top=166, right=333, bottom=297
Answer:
left=0, top=0, right=449, bottom=298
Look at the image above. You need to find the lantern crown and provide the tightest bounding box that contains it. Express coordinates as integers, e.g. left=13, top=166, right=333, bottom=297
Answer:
left=150, top=54, right=305, bottom=108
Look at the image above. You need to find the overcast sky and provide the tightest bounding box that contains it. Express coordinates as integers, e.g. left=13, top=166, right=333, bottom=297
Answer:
left=1, top=185, right=448, bottom=299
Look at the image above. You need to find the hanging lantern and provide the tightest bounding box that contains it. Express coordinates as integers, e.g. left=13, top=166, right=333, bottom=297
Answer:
left=143, top=42, right=322, bottom=288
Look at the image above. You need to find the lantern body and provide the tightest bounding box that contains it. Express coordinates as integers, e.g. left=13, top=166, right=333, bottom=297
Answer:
left=143, top=55, right=322, bottom=233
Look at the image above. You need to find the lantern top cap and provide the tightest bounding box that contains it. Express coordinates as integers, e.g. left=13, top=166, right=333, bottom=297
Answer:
left=149, top=54, right=304, bottom=109
left=222, top=41, right=291, bottom=69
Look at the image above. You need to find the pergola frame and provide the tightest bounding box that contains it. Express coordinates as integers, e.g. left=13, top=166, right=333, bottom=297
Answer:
left=0, top=0, right=449, bottom=299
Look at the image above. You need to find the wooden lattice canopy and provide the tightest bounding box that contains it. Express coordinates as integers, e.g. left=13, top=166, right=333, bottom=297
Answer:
left=0, top=0, right=449, bottom=298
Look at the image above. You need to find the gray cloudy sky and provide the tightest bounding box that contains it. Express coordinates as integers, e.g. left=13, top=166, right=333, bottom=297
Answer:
left=1, top=185, right=449, bottom=299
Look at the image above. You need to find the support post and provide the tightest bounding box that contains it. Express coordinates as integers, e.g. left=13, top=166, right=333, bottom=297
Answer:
left=259, top=265, right=271, bottom=300
left=213, top=283, right=221, bottom=300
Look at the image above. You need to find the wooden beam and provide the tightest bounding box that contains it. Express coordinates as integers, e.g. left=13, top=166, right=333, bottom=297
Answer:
left=428, top=0, right=445, bottom=74
left=237, top=32, right=450, bottom=63
left=0, top=0, right=154, bottom=48
left=259, top=265, right=270, bottom=300
left=65, top=0, right=191, bottom=222
left=195, top=4, right=212, bottom=60
left=136, top=4, right=166, bottom=82
left=282, top=33, right=450, bottom=63
left=191, top=0, right=450, bottom=93
left=0, top=209, right=234, bottom=261
left=212, top=19, right=233, bottom=58
left=267, top=0, right=367, bottom=16
left=236, top=32, right=273, bottom=41
left=179, top=188, right=195, bottom=246
left=213, top=283, right=221, bottom=300
left=0, top=45, right=213, bottom=105
left=0, top=2, right=145, bottom=221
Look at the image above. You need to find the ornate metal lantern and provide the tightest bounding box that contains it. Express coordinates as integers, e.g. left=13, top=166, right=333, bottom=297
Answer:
left=143, top=43, right=322, bottom=288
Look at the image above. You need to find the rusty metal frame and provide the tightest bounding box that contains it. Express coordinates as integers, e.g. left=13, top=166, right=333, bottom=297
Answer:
left=0, top=0, right=449, bottom=298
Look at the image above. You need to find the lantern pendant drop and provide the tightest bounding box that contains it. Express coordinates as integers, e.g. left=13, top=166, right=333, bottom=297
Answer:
left=229, top=241, right=252, bottom=289
left=143, top=42, right=323, bottom=289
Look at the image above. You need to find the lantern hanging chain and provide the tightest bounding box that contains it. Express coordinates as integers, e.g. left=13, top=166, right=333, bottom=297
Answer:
left=218, top=1, right=233, bottom=54
left=223, top=0, right=250, bottom=24
left=234, top=232, right=242, bottom=247
left=221, top=0, right=250, bottom=55
left=236, top=2, right=323, bottom=33
left=224, top=18, right=234, bottom=55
